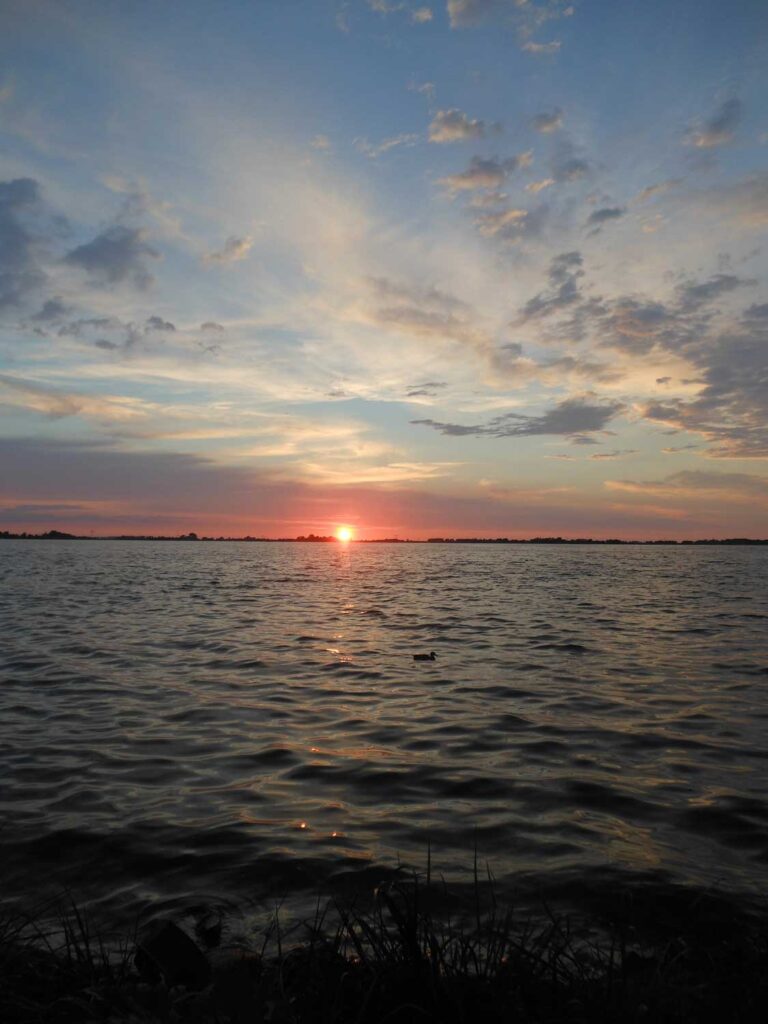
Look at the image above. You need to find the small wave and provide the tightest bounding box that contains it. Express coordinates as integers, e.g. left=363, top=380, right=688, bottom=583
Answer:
left=2, top=539, right=768, bottom=924
left=534, top=642, right=592, bottom=653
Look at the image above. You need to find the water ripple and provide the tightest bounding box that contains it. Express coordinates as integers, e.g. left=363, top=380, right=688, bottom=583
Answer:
left=1, top=540, right=767, bottom=919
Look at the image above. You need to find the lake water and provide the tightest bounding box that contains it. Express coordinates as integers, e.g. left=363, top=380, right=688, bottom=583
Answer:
left=2, top=540, right=768, bottom=925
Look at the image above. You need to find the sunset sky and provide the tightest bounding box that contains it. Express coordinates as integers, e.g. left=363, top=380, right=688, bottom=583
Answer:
left=1, top=0, right=766, bottom=538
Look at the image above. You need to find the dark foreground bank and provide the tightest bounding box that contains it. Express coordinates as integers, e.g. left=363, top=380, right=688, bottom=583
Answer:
left=3, top=874, right=768, bottom=1024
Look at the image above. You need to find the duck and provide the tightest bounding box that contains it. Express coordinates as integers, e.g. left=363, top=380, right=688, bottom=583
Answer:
left=413, top=651, right=437, bottom=661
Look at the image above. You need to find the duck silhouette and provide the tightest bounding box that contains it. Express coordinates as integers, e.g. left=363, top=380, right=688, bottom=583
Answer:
left=413, top=651, right=437, bottom=661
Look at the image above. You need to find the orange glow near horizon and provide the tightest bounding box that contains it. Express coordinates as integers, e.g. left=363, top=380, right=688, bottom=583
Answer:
left=335, top=526, right=354, bottom=542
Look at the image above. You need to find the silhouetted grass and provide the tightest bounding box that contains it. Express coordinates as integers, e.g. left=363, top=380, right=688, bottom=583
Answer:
left=2, top=867, right=767, bottom=1023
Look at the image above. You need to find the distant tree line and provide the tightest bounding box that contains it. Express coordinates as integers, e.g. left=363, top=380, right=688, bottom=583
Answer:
left=1, top=530, right=766, bottom=545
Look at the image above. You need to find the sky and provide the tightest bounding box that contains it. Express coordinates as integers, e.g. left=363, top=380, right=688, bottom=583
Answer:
left=0, top=0, right=766, bottom=539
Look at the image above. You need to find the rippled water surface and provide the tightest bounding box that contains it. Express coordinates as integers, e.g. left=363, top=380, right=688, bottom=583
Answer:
left=2, top=540, right=768, bottom=919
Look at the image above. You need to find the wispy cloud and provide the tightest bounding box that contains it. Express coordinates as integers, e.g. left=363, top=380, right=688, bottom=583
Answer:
left=532, top=109, right=563, bottom=133
left=429, top=108, right=488, bottom=143
left=585, top=205, right=626, bottom=234
left=64, top=227, right=159, bottom=289
left=525, top=177, right=555, bottom=194
left=522, top=40, right=561, bottom=55
left=0, top=373, right=152, bottom=423
left=685, top=97, right=742, bottom=148
left=439, top=152, right=532, bottom=191
left=0, top=178, right=48, bottom=309
left=590, top=449, right=638, bottom=461
left=635, top=178, right=683, bottom=203
left=607, top=471, right=768, bottom=501
left=355, top=133, right=420, bottom=158
left=413, top=396, right=624, bottom=438
left=203, top=235, right=254, bottom=265
left=446, top=0, right=573, bottom=41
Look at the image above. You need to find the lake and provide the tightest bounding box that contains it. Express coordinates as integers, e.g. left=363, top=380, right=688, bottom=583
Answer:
left=2, top=540, right=767, bottom=925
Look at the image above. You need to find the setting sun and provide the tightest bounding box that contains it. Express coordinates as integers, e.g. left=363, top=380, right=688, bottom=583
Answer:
left=335, top=526, right=354, bottom=543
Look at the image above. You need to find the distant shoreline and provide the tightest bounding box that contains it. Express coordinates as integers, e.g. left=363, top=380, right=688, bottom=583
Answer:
left=2, top=530, right=767, bottom=545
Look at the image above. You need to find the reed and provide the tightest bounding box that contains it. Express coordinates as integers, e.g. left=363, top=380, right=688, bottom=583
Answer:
left=2, top=869, right=767, bottom=1022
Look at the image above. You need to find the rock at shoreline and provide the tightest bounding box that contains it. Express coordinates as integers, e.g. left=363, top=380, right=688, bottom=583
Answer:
left=136, top=919, right=211, bottom=989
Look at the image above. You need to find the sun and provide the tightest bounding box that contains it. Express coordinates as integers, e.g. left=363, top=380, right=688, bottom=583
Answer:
left=335, top=526, right=354, bottom=542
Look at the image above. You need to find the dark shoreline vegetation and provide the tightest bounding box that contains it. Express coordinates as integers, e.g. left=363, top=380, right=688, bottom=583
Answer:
left=2, top=530, right=767, bottom=544
left=3, top=869, right=768, bottom=1024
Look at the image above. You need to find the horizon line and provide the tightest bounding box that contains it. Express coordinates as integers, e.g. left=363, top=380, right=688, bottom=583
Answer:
left=2, top=529, right=767, bottom=545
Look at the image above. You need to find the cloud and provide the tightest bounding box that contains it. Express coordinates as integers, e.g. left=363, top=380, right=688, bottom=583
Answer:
left=532, top=109, right=563, bottom=133
left=409, top=80, right=436, bottom=103
left=362, top=276, right=492, bottom=353
left=65, top=226, right=159, bottom=288
left=516, top=250, right=584, bottom=321
left=475, top=207, right=527, bottom=234
left=474, top=202, right=550, bottom=243
left=0, top=177, right=47, bottom=310
left=560, top=272, right=753, bottom=356
left=607, top=471, right=768, bottom=501
left=429, top=109, right=487, bottom=143
left=675, top=273, right=754, bottom=311
left=662, top=443, right=701, bottom=454
left=586, top=206, right=625, bottom=226
left=585, top=206, right=626, bottom=234
left=58, top=315, right=128, bottom=342
left=525, top=178, right=555, bottom=194
left=512, top=253, right=764, bottom=469
left=636, top=178, right=683, bottom=203
left=366, top=0, right=434, bottom=19
left=0, top=439, right=266, bottom=530
left=469, top=190, right=509, bottom=207
left=640, top=332, right=768, bottom=458
left=336, top=5, right=351, bottom=33
left=55, top=313, right=180, bottom=350
left=367, top=0, right=400, bottom=12
left=445, top=0, right=575, bottom=55
left=537, top=354, right=621, bottom=385
left=590, top=449, right=638, bottom=461
left=302, top=459, right=454, bottom=486
left=355, top=133, right=420, bottom=158
left=685, top=97, right=742, bottom=149
left=502, top=259, right=762, bottom=460
left=145, top=315, right=176, bottom=332
left=692, top=174, right=768, bottom=229
left=568, top=435, right=601, bottom=446
left=552, top=154, right=590, bottom=183
left=438, top=152, right=532, bottom=191
left=405, top=380, right=447, bottom=397
left=310, top=134, right=331, bottom=150
left=507, top=245, right=765, bottom=462
left=204, top=235, right=254, bottom=265
left=599, top=298, right=693, bottom=355
left=101, top=178, right=182, bottom=239
left=630, top=309, right=768, bottom=459
left=30, top=296, right=70, bottom=322
left=522, top=40, right=561, bottom=55
left=412, top=396, right=624, bottom=438
left=201, top=321, right=225, bottom=332
left=742, top=302, right=768, bottom=324
left=446, top=0, right=512, bottom=26
left=1, top=437, right=725, bottom=540
left=0, top=374, right=149, bottom=424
